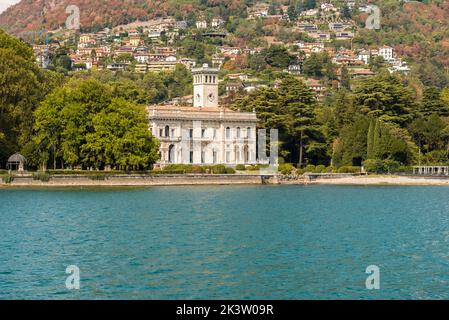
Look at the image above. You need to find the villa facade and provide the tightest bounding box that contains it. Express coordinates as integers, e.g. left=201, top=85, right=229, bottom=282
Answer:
left=148, top=64, right=259, bottom=167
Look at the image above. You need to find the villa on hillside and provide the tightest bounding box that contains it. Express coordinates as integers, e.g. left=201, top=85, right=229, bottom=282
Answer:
left=148, top=64, right=259, bottom=167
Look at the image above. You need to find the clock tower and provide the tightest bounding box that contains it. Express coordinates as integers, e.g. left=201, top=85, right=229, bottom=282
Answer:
left=193, top=64, right=219, bottom=108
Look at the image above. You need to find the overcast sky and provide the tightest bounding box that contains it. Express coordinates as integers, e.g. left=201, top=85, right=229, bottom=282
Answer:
left=0, top=0, right=20, bottom=14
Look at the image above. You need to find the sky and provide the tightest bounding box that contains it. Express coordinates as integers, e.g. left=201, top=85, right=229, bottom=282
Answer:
left=0, top=0, right=20, bottom=14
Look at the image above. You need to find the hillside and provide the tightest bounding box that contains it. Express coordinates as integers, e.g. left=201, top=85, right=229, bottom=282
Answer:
left=354, top=0, right=449, bottom=82
left=0, top=0, right=448, bottom=88
left=0, top=0, right=249, bottom=34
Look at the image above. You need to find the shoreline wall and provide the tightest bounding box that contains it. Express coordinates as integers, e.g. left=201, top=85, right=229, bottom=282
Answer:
left=0, top=174, right=280, bottom=187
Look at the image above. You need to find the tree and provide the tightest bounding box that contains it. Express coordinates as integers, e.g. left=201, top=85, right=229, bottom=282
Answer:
left=0, top=29, right=61, bottom=167
left=333, top=116, right=370, bottom=167
left=408, top=114, right=448, bottom=156
left=33, top=78, right=160, bottom=170
left=278, top=77, right=325, bottom=166
left=367, top=118, right=375, bottom=159
left=268, top=2, right=279, bottom=15
left=353, top=73, right=416, bottom=126
left=302, top=53, right=323, bottom=77
left=82, top=98, right=159, bottom=170
left=302, top=52, right=334, bottom=79
left=441, top=88, right=449, bottom=106
left=372, top=119, right=382, bottom=159
left=304, top=0, right=316, bottom=10
left=258, top=45, right=295, bottom=70
left=340, top=65, right=351, bottom=90
left=420, top=87, right=449, bottom=116
left=341, top=5, right=351, bottom=19
left=232, top=77, right=326, bottom=165
left=288, top=4, right=298, bottom=21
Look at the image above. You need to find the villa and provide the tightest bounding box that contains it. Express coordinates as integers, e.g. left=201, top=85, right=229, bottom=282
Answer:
left=148, top=64, right=259, bottom=167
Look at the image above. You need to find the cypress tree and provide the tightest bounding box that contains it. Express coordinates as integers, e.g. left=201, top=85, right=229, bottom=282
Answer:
left=372, top=119, right=382, bottom=160
left=367, top=118, right=375, bottom=159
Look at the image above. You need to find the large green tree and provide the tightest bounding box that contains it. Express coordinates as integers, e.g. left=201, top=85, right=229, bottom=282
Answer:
left=352, top=73, right=416, bottom=126
left=0, top=29, right=63, bottom=167
left=33, top=78, right=159, bottom=170
left=232, top=76, right=325, bottom=165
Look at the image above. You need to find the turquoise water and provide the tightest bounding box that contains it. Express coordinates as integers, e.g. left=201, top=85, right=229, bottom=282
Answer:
left=1, top=185, right=449, bottom=300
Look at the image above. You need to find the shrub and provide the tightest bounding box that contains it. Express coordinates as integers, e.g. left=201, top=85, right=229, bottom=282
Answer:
left=396, top=166, right=413, bottom=173
left=363, top=159, right=400, bottom=174
left=225, top=167, right=236, bottom=174
left=383, top=159, right=400, bottom=173
left=235, top=164, right=246, bottom=171
left=303, top=165, right=316, bottom=173
left=89, top=173, right=107, bottom=180
left=2, top=174, right=14, bottom=184
left=323, top=166, right=337, bottom=173
left=337, top=166, right=361, bottom=173
left=32, top=172, right=51, bottom=182
left=315, top=165, right=326, bottom=173
left=279, top=163, right=294, bottom=175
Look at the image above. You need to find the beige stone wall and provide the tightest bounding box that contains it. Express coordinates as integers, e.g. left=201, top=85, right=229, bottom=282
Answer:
left=1, top=174, right=277, bottom=187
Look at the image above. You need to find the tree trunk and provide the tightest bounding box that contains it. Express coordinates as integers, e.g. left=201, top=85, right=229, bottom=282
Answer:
left=299, top=131, right=304, bottom=168
left=53, top=145, right=56, bottom=170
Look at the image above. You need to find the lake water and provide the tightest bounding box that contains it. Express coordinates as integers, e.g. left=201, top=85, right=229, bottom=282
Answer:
left=1, top=185, right=449, bottom=300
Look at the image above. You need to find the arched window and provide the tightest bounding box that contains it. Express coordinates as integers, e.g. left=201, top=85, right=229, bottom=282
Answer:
left=226, top=127, right=231, bottom=139
left=247, top=127, right=252, bottom=139
left=169, top=145, right=175, bottom=163
left=165, top=126, right=170, bottom=137
left=236, top=127, right=241, bottom=139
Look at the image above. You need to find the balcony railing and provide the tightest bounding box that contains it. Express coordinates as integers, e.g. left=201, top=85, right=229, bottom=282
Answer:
left=159, top=136, right=182, bottom=142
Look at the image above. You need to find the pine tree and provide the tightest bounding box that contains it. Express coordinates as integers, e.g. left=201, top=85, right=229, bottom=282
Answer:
left=288, top=4, right=298, bottom=21
left=340, top=65, right=351, bottom=90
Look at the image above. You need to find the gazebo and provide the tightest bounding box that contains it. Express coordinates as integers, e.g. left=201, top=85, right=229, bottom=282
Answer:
left=6, top=153, right=26, bottom=172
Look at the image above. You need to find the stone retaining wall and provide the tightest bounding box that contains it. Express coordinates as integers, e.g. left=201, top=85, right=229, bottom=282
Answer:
left=1, top=174, right=279, bottom=187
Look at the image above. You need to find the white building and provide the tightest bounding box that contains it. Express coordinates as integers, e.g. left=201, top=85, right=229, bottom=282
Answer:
left=379, top=46, right=394, bottom=61
left=196, top=20, right=208, bottom=29
left=211, top=18, right=225, bottom=28
left=148, top=64, right=259, bottom=166
left=358, top=50, right=371, bottom=64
